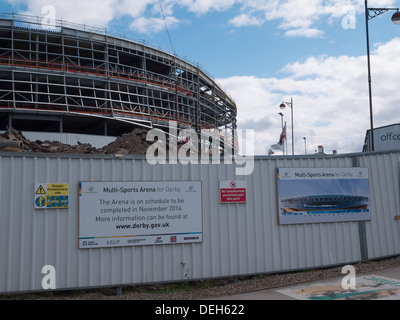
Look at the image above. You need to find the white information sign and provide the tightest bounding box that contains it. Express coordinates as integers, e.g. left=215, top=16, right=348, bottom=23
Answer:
left=79, top=181, right=202, bottom=248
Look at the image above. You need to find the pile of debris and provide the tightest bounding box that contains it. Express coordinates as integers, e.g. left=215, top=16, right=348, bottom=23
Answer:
left=101, top=128, right=153, bottom=155
left=0, top=127, right=153, bottom=155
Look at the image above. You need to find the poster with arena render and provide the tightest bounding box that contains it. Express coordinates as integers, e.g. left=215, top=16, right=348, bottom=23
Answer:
left=78, top=181, right=202, bottom=248
left=276, top=168, right=370, bottom=225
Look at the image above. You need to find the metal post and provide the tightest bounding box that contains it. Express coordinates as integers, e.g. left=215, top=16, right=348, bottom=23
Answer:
left=365, top=0, right=375, bottom=152
left=364, top=2, right=399, bottom=152
left=290, top=97, right=294, bottom=155
left=279, top=98, right=294, bottom=155
left=59, top=117, right=63, bottom=133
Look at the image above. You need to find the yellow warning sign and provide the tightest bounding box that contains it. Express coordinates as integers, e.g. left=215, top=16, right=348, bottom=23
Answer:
left=47, top=183, right=69, bottom=196
left=34, top=183, right=69, bottom=209
left=35, top=185, right=46, bottom=195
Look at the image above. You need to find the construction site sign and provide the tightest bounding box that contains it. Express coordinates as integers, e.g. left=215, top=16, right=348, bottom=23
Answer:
left=34, top=183, right=69, bottom=209
left=78, top=181, right=202, bottom=248
left=220, top=180, right=247, bottom=203
left=276, top=168, right=370, bottom=224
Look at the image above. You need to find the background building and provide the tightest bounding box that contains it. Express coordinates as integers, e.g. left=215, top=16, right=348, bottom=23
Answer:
left=362, top=123, right=400, bottom=152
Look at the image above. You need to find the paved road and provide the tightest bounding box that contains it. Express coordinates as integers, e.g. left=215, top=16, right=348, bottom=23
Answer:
left=210, top=266, right=400, bottom=300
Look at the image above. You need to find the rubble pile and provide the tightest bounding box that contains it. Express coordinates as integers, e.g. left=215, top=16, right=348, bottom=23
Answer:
left=101, top=128, right=152, bottom=155
left=0, top=127, right=153, bottom=155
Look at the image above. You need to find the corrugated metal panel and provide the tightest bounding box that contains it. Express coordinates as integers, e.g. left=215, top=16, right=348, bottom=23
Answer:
left=0, top=152, right=399, bottom=294
left=358, top=152, right=400, bottom=259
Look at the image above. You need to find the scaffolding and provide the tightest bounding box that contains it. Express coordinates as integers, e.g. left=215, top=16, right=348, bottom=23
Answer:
left=0, top=13, right=237, bottom=150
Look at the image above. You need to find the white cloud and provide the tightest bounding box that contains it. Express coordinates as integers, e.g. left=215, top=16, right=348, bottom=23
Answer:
left=129, top=15, right=181, bottom=35
left=283, top=26, right=324, bottom=38
left=228, top=0, right=398, bottom=37
left=229, top=13, right=264, bottom=27
left=178, top=0, right=236, bottom=14
left=14, top=0, right=183, bottom=34
left=219, top=38, right=400, bottom=155
left=116, top=0, right=158, bottom=18
left=20, top=0, right=118, bottom=28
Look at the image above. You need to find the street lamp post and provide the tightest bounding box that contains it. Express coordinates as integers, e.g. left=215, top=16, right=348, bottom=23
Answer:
left=280, top=97, right=294, bottom=155
left=303, top=137, right=307, bottom=155
left=364, top=0, right=400, bottom=151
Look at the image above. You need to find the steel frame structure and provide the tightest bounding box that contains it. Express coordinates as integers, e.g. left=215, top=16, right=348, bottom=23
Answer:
left=0, top=13, right=237, bottom=149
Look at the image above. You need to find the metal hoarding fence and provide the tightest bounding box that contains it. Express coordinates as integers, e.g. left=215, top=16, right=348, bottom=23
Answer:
left=0, top=152, right=399, bottom=293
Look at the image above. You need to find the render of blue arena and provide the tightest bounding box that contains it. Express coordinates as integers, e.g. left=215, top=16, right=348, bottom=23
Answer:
left=280, top=194, right=369, bottom=213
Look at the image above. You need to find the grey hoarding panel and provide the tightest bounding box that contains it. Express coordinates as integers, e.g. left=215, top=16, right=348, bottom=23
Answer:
left=0, top=152, right=398, bottom=293
left=358, top=153, right=400, bottom=259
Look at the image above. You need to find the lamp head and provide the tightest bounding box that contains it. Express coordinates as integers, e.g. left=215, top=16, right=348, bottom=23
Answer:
left=279, top=103, right=286, bottom=110
left=392, top=11, right=400, bottom=25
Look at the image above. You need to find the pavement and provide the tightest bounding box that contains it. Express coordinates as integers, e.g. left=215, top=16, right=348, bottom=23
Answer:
left=210, top=266, right=400, bottom=300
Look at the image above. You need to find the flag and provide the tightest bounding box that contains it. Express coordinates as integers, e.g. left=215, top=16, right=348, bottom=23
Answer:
left=271, top=143, right=283, bottom=151
left=268, top=149, right=274, bottom=155
left=279, top=123, right=287, bottom=145
left=271, top=123, right=287, bottom=151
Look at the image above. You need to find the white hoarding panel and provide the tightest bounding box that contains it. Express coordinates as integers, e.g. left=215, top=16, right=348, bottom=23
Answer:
left=79, top=181, right=202, bottom=248
left=277, top=168, right=370, bottom=225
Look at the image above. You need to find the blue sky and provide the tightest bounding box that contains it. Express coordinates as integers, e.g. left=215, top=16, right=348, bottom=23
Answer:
left=1, top=0, right=400, bottom=155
